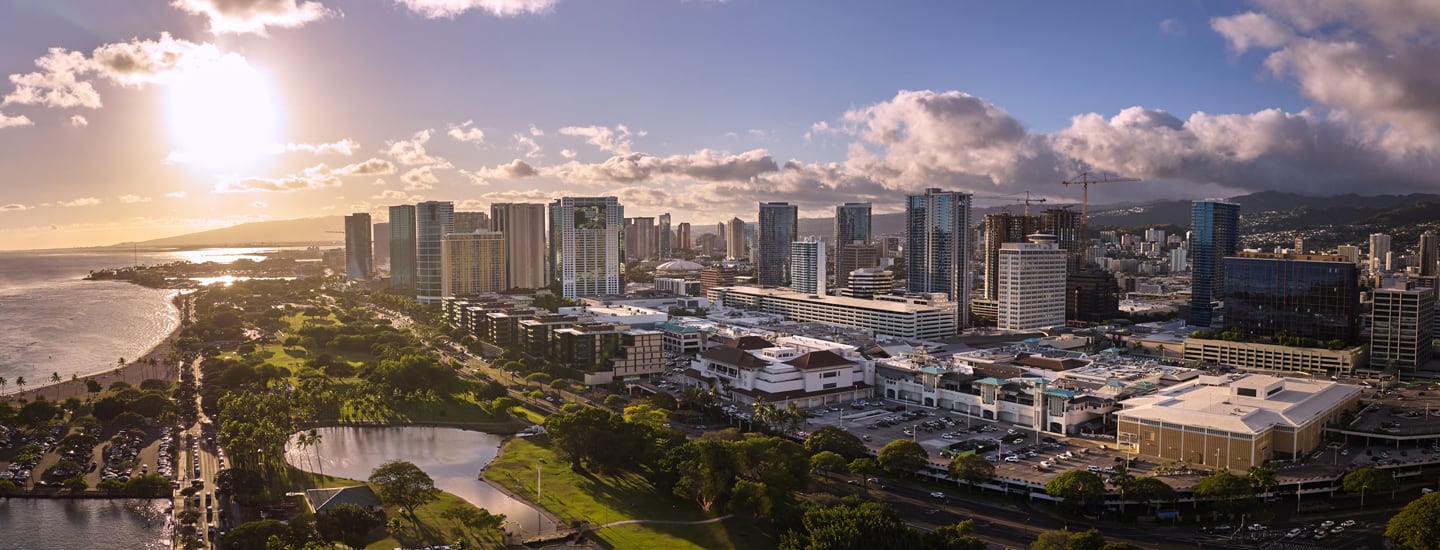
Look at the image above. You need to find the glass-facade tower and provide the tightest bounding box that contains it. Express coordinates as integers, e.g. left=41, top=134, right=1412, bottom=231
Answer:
left=1223, top=254, right=1359, bottom=344
left=1189, top=200, right=1239, bottom=327
left=388, top=205, right=417, bottom=290
left=906, top=188, right=972, bottom=327
left=757, top=202, right=798, bottom=287
left=415, top=201, right=455, bottom=304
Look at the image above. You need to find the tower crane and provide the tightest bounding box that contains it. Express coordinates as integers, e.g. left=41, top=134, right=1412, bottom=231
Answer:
left=1061, top=172, right=1140, bottom=266
left=973, top=191, right=1048, bottom=218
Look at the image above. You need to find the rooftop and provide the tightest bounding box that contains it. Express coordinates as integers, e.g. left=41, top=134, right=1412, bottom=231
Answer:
left=1118, top=374, right=1361, bottom=435
left=716, top=286, right=958, bottom=313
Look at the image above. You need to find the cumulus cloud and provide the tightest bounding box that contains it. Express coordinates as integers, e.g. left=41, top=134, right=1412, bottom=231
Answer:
left=514, top=133, right=542, bottom=158
left=216, top=164, right=342, bottom=192
left=401, top=166, right=440, bottom=190
left=384, top=129, right=449, bottom=166
left=546, top=148, right=779, bottom=186
left=118, top=194, right=152, bottom=204
left=60, top=197, right=101, bottom=207
left=478, top=188, right=574, bottom=203
left=373, top=189, right=407, bottom=200
left=529, top=124, right=544, bottom=136
left=460, top=159, right=539, bottom=184
left=68, top=115, right=87, bottom=127
left=0, top=111, right=32, bottom=129
left=4, top=33, right=236, bottom=110
left=447, top=120, right=485, bottom=144
left=558, top=124, right=641, bottom=154
left=560, top=148, right=576, bottom=158
left=171, top=0, right=334, bottom=35
left=334, top=158, right=396, bottom=176
left=286, top=138, right=359, bottom=155
left=1211, top=12, right=1293, bottom=52
left=1159, top=18, right=1186, bottom=36
left=1, top=203, right=32, bottom=212
left=394, top=0, right=559, bottom=19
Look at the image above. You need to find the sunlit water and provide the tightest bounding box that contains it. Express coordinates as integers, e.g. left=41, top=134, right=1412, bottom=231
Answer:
left=285, top=426, right=558, bottom=537
left=0, top=498, right=173, bottom=550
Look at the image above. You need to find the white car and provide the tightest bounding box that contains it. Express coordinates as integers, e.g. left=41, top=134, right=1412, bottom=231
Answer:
left=1340, top=520, right=1356, bottom=528
left=930, top=491, right=946, bottom=499
left=1285, top=528, right=1302, bottom=539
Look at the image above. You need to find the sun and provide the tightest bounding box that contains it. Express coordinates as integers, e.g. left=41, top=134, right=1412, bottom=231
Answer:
left=164, top=55, right=282, bottom=176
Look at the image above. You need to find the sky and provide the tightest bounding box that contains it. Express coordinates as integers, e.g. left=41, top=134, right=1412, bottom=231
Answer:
left=3, top=0, right=1440, bottom=250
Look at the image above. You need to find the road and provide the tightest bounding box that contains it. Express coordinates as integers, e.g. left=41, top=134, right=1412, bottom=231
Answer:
left=172, top=357, right=228, bottom=549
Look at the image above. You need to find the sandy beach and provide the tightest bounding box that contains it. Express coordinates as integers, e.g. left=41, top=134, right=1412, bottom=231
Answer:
left=5, top=293, right=189, bottom=403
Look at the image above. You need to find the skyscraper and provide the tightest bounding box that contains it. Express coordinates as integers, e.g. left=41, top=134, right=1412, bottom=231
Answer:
left=415, top=201, right=455, bottom=304
left=453, top=211, right=489, bottom=233
left=835, top=242, right=881, bottom=290
left=1420, top=231, right=1438, bottom=277
left=388, top=205, right=417, bottom=290
left=344, top=213, right=373, bottom=281
left=906, top=188, right=972, bottom=326
left=789, top=237, right=825, bottom=295
left=834, top=202, right=872, bottom=248
left=1369, top=233, right=1391, bottom=272
left=725, top=217, right=746, bottom=261
left=624, top=217, right=657, bottom=261
left=757, top=202, right=798, bottom=287
left=996, top=235, right=1067, bottom=331
left=442, top=231, right=505, bottom=297
left=549, top=196, right=623, bottom=298
left=372, top=222, right=390, bottom=269
left=1223, top=252, right=1359, bottom=343
left=676, top=222, right=691, bottom=251
left=490, top=203, right=548, bottom=289
left=658, top=213, right=672, bottom=258
left=1040, top=207, right=1082, bottom=273
left=1189, top=200, right=1239, bottom=327
left=1371, top=287, right=1435, bottom=371
left=982, top=212, right=1036, bottom=300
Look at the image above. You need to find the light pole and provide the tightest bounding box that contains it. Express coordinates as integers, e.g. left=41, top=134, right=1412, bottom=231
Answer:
left=536, top=458, right=545, bottom=534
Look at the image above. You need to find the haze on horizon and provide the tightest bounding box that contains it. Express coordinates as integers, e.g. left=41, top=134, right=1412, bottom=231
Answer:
left=3, top=0, right=1440, bottom=250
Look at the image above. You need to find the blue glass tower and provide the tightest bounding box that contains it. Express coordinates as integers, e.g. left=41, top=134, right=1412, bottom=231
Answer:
left=388, top=205, right=417, bottom=291
left=757, top=202, right=798, bottom=286
left=906, top=188, right=972, bottom=327
left=1189, top=200, right=1239, bottom=327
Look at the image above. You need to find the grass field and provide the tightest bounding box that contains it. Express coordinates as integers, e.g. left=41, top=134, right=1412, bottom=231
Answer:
left=273, top=466, right=503, bottom=549
left=483, top=436, right=776, bottom=550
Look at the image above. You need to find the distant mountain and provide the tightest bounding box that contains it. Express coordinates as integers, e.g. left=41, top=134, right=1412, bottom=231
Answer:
left=121, top=216, right=345, bottom=248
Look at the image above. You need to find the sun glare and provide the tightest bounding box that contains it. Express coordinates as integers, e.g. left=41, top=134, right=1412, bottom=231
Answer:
left=165, top=56, right=282, bottom=176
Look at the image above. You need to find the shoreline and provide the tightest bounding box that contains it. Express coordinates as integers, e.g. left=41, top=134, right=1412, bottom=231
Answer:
left=4, top=292, right=187, bottom=402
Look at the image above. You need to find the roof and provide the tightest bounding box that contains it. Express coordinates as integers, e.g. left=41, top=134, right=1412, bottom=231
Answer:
left=784, top=350, right=855, bottom=370
left=701, top=346, right=773, bottom=369
left=1117, top=375, right=1360, bottom=435
left=725, top=335, right=775, bottom=351
left=718, top=286, right=956, bottom=314
left=305, top=485, right=380, bottom=514
left=656, top=259, right=705, bottom=272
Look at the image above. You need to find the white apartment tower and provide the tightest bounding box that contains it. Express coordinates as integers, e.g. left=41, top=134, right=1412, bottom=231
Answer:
left=996, top=234, right=1067, bottom=331
left=789, top=237, right=826, bottom=295
left=549, top=196, right=624, bottom=298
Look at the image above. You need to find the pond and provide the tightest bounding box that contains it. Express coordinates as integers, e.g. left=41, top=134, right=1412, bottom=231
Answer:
left=284, top=426, right=557, bottom=537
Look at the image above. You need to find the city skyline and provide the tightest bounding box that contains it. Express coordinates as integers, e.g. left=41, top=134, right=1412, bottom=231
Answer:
left=5, top=2, right=1440, bottom=249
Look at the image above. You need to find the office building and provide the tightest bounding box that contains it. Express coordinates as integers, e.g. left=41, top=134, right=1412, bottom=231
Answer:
left=983, top=212, right=1036, bottom=300
left=699, top=266, right=739, bottom=290
left=1293, top=238, right=1306, bottom=254
left=725, top=217, right=747, bottom=261
left=658, top=213, right=672, bottom=258
left=624, top=217, right=657, bottom=261
left=839, top=267, right=893, bottom=299
left=835, top=202, right=872, bottom=249
left=1421, top=231, right=1439, bottom=277
left=1040, top=208, right=1082, bottom=272
left=1117, top=374, right=1361, bottom=470
left=708, top=286, right=959, bottom=340
left=996, top=235, right=1067, bottom=331
left=453, top=211, right=489, bottom=233
left=549, top=196, right=623, bottom=298
left=414, top=201, right=455, bottom=304
left=372, top=222, right=390, bottom=270
left=1189, top=200, right=1239, bottom=327
left=906, top=188, right=972, bottom=326
left=388, top=205, right=417, bottom=290
left=441, top=231, right=505, bottom=297
left=1066, top=271, right=1119, bottom=326
left=1336, top=245, right=1360, bottom=264
left=1369, top=233, right=1391, bottom=272
left=745, top=222, right=756, bottom=262
left=490, top=203, right=548, bottom=290
left=1370, top=287, right=1434, bottom=371
left=1145, top=227, right=1166, bottom=243
left=1223, top=252, right=1360, bottom=344
left=757, top=202, right=798, bottom=286
left=343, top=213, right=373, bottom=281
left=685, top=336, right=873, bottom=409
left=835, top=242, right=881, bottom=290
left=1170, top=247, right=1187, bottom=272
left=676, top=222, right=691, bottom=251
left=789, top=237, right=826, bottom=295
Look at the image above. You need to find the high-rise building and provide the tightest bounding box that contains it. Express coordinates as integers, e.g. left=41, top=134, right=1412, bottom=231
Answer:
left=1170, top=247, right=1187, bottom=272
left=835, top=242, right=881, bottom=290
left=839, top=267, right=893, bottom=299
left=658, top=213, right=672, bottom=259
left=1369, top=233, right=1391, bottom=272
left=996, top=235, right=1067, bottom=331
left=1293, top=237, right=1306, bottom=253
left=789, top=237, right=825, bottom=295
left=676, top=222, right=691, bottom=251
left=624, top=217, right=657, bottom=261
left=453, top=211, right=489, bottom=233
left=1223, top=252, right=1360, bottom=343
left=757, top=202, right=798, bottom=287
left=415, top=201, right=455, bottom=303
left=1189, top=200, right=1239, bottom=327
left=1040, top=208, right=1082, bottom=273
left=744, top=223, right=757, bottom=263
left=372, top=222, right=390, bottom=269
left=1145, top=227, right=1167, bottom=243
left=549, top=196, right=623, bottom=298
left=697, top=233, right=720, bottom=257
left=1420, top=231, right=1438, bottom=277
left=906, top=188, right=972, bottom=326
left=1370, top=287, right=1435, bottom=371
left=725, top=218, right=746, bottom=261
left=983, top=212, right=1036, bottom=300
left=1336, top=245, right=1360, bottom=264
left=441, top=231, right=505, bottom=297
left=344, top=213, right=373, bottom=281
left=388, top=205, right=417, bottom=290
left=490, top=203, right=548, bottom=290
left=834, top=203, right=872, bottom=248
left=1066, top=271, right=1119, bottom=326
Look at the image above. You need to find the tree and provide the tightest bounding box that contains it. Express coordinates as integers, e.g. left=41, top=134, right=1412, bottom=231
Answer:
left=780, top=500, right=922, bottom=550
left=848, top=458, right=880, bottom=487
left=439, top=504, right=504, bottom=539
left=1044, top=470, right=1105, bottom=512
left=727, top=479, right=775, bottom=519
left=809, top=451, right=848, bottom=479
left=1126, top=476, right=1176, bottom=514
left=623, top=403, right=670, bottom=431
left=1342, top=466, right=1395, bottom=511
left=1191, top=470, right=1253, bottom=518
left=50, top=372, right=60, bottom=400
left=803, top=426, right=867, bottom=461
left=63, top=473, right=88, bottom=492
left=925, top=519, right=986, bottom=550
left=545, top=408, right=653, bottom=472
left=315, top=503, right=384, bottom=548
left=877, top=440, right=928, bottom=477
left=216, top=468, right=266, bottom=503
left=221, top=520, right=294, bottom=550
left=1386, top=492, right=1440, bottom=550
left=85, top=378, right=102, bottom=398
left=1245, top=466, right=1277, bottom=497
left=1030, top=529, right=1106, bottom=550
left=948, top=454, right=995, bottom=491
left=369, top=460, right=439, bottom=520
left=15, top=376, right=26, bottom=394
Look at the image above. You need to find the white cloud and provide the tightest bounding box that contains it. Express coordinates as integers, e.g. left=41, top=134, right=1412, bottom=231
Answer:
left=558, top=124, right=639, bottom=154
left=216, top=164, right=343, bottom=192
left=446, top=120, right=485, bottom=144
left=529, top=124, right=544, bottom=136
left=514, top=133, right=542, bottom=158
left=60, top=197, right=101, bottom=207
left=334, top=158, right=396, bottom=176
left=68, top=115, right=87, bottom=127
left=164, top=191, right=188, bottom=198
left=373, top=189, right=407, bottom=200
left=171, top=0, right=334, bottom=35
left=478, top=188, right=573, bottom=203
left=118, top=194, right=152, bottom=204
left=0, top=111, right=33, bottom=129
left=0, top=204, right=31, bottom=212
left=460, top=159, right=539, bottom=184
left=401, top=165, right=440, bottom=190
left=1211, top=12, right=1293, bottom=52
left=560, top=148, right=576, bottom=158
left=286, top=138, right=359, bottom=155
left=546, top=148, right=779, bottom=185
left=393, top=0, right=559, bottom=19
left=4, top=33, right=238, bottom=110
left=384, top=129, right=450, bottom=166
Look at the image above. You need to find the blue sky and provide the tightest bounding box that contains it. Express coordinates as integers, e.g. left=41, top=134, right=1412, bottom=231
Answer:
left=1, top=0, right=1437, bottom=249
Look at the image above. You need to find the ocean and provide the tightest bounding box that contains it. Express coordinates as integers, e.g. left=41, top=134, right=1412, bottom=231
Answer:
left=0, top=247, right=284, bottom=394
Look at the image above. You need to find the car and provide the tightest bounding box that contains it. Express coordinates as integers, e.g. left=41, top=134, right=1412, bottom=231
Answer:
left=1319, top=521, right=1334, bottom=529
left=930, top=491, right=946, bottom=499
left=1285, top=528, right=1303, bottom=539
left=1340, top=520, right=1356, bottom=528
left=1330, top=526, right=1344, bottom=534
left=1004, top=456, right=1021, bottom=463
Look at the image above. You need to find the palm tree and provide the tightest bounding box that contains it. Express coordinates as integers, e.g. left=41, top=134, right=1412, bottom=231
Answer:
left=752, top=400, right=777, bottom=431
left=15, top=376, right=26, bottom=395
left=0, top=376, right=8, bottom=398
left=50, top=372, right=61, bottom=400
left=308, top=429, right=325, bottom=480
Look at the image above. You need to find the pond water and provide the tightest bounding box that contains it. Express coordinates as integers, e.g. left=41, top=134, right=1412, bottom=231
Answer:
left=284, top=426, right=557, bottom=537
left=0, top=498, right=172, bottom=549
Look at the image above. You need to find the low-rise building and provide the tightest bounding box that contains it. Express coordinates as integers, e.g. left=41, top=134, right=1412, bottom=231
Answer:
left=1182, top=337, right=1365, bottom=376
left=683, top=336, right=872, bottom=408
left=657, top=318, right=719, bottom=354
left=708, top=286, right=958, bottom=340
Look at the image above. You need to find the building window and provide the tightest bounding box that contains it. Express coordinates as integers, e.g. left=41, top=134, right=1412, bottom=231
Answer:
left=821, top=371, right=840, bottom=378
left=823, top=382, right=837, bottom=390
left=1237, top=388, right=1257, bottom=397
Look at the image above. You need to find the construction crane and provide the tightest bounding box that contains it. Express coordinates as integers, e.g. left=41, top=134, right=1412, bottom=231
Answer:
left=974, top=191, right=1048, bottom=218
left=1061, top=172, right=1141, bottom=266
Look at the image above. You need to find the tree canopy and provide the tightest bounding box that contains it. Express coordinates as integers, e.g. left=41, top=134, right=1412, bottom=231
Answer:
left=368, top=460, right=439, bottom=519
left=803, top=426, right=867, bottom=461
left=1387, top=492, right=1440, bottom=550
left=877, top=440, right=928, bottom=477
left=1044, top=470, right=1105, bottom=511
left=948, top=454, right=995, bottom=490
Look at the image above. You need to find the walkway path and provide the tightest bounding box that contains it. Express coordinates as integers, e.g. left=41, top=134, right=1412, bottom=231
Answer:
left=589, top=514, right=735, bottom=530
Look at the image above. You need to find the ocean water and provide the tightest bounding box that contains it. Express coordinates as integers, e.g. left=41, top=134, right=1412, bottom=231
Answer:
left=0, top=247, right=288, bottom=394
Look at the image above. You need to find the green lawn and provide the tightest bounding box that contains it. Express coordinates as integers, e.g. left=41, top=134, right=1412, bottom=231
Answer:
left=484, top=436, right=776, bottom=550
left=273, top=466, right=502, bottom=549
